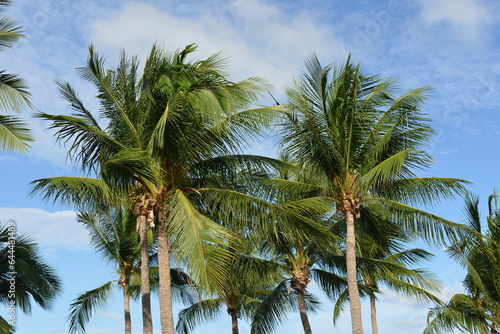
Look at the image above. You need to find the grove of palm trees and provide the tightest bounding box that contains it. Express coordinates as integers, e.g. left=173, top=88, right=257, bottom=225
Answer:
left=2, top=1, right=500, bottom=334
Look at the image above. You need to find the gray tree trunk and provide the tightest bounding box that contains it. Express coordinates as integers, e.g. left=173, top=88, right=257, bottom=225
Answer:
left=370, top=294, right=378, bottom=334
left=123, top=288, right=132, bottom=334
left=297, top=289, right=313, bottom=334
left=229, top=308, right=239, bottom=334
left=345, top=210, right=364, bottom=334
left=138, top=214, right=153, bottom=334
left=158, top=214, right=175, bottom=334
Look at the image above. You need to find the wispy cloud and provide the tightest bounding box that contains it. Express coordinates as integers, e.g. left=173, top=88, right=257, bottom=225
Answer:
left=89, top=0, right=346, bottom=95
left=418, top=0, right=492, bottom=42
left=0, top=207, right=89, bottom=249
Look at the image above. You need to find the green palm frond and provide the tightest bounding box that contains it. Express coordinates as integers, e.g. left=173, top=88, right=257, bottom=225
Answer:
left=190, top=155, right=299, bottom=189
left=332, top=289, right=350, bottom=325
left=0, top=16, right=23, bottom=51
left=0, top=114, right=32, bottom=152
left=425, top=294, right=496, bottom=334
left=203, top=105, right=284, bottom=149
left=373, top=199, right=470, bottom=246
left=426, top=193, right=500, bottom=334
left=30, top=176, right=114, bottom=210
left=169, top=268, right=197, bottom=305
left=251, top=280, right=321, bottom=334
left=0, top=315, right=14, bottom=334
left=384, top=276, right=441, bottom=304
left=54, top=81, right=100, bottom=128
left=198, top=187, right=338, bottom=246
left=0, top=224, right=62, bottom=315
left=101, top=148, right=159, bottom=191
left=463, top=192, right=482, bottom=233
left=34, top=112, right=123, bottom=172
left=384, top=248, right=435, bottom=266
left=0, top=71, right=32, bottom=112
left=251, top=281, right=296, bottom=334
left=310, top=269, right=348, bottom=301
left=67, top=281, right=115, bottom=334
left=373, top=177, right=470, bottom=207
left=167, top=189, right=238, bottom=294
left=176, top=299, right=223, bottom=334
left=77, top=209, right=138, bottom=267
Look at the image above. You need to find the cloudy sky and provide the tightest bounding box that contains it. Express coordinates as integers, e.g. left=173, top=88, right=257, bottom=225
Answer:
left=1, top=0, right=500, bottom=333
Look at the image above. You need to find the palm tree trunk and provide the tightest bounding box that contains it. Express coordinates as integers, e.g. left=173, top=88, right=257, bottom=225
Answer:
left=345, top=210, right=364, bottom=334
left=138, top=214, right=153, bottom=334
left=123, top=288, right=132, bottom=334
left=297, top=289, right=313, bottom=334
left=158, top=213, right=175, bottom=334
left=370, top=294, right=378, bottom=334
left=229, top=308, right=239, bottom=334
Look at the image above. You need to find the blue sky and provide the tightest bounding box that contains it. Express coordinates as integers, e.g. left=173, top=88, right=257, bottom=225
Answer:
left=1, top=0, right=500, bottom=333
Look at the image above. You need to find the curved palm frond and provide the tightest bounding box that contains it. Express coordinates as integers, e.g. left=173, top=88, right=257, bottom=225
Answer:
left=0, top=114, right=32, bottom=152
left=67, top=281, right=115, bottom=334
left=167, top=189, right=238, bottom=294
left=176, top=298, right=224, bottom=334
left=30, top=176, right=115, bottom=210
left=0, top=224, right=62, bottom=315
left=0, top=71, right=32, bottom=112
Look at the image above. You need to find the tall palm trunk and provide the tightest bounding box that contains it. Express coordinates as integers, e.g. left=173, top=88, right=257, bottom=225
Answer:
left=345, top=210, right=364, bottom=334
left=158, top=209, right=175, bottom=334
left=297, top=289, right=313, bottom=334
left=227, top=306, right=239, bottom=334
left=137, top=213, right=153, bottom=334
left=292, top=266, right=313, bottom=334
left=369, top=294, right=378, bottom=334
left=123, top=286, right=132, bottom=334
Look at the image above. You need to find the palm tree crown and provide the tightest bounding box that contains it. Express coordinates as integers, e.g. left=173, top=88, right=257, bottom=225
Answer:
left=426, top=192, right=500, bottom=334
left=278, top=54, right=469, bottom=334
left=0, top=222, right=62, bottom=333
left=0, top=0, right=33, bottom=152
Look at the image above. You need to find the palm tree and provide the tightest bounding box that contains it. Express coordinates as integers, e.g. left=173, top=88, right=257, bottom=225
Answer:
left=327, top=212, right=442, bottom=334
left=176, top=248, right=282, bottom=334
left=250, top=235, right=339, bottom=334
left=0, top=0, right=33, bottom=152
left=0, top=222, right=62, bottom=333
left=67, top=209, right=143, bottom=334
left=68, top=209, right=196, bottom=334
left=425, top=192, right=500, bottom=334
left=32, top=44, right=291, bottom=334
left=32, top=49, right=159, bottom=333
left=278, top=55, right=469, bottom=334
left=243, top=152, right=353, bottom=334
left=131, top=44, right=332, bottom=334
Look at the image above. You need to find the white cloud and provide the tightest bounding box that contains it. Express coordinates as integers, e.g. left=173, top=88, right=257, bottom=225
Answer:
left=97, top=311, right=122, bottom=321
left=418, top=0, right=491, bottom=41
left=89, top=0, right=346, bottom=96
left=0, top=207, right=90, bottom=249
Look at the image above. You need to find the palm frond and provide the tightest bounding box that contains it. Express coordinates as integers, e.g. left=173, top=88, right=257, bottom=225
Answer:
left=425, top=294, right=495, bottom=334
left=30, top=176, right=114, bottom=210
left=67, top=281, right=115, bottom=334
left=167, top=189, right=238, bottom=295
left=310, top=269, right=348, bottom=301
left=0, top=16, right=23, bottom=51
left=0, top=71, right=32, bottom=112
left=371, top=198, right=472, bottom=246
left=251, top=281, right=295, bottom=334
left=34, top=112, right=124, bottom=172
left=176, top=299, right=223, bottom=334
left=373, top=177, right=470, bottom=207
left=0, top=114, right=32, bottom=152
left=0, top=225, right=62, bottom=314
